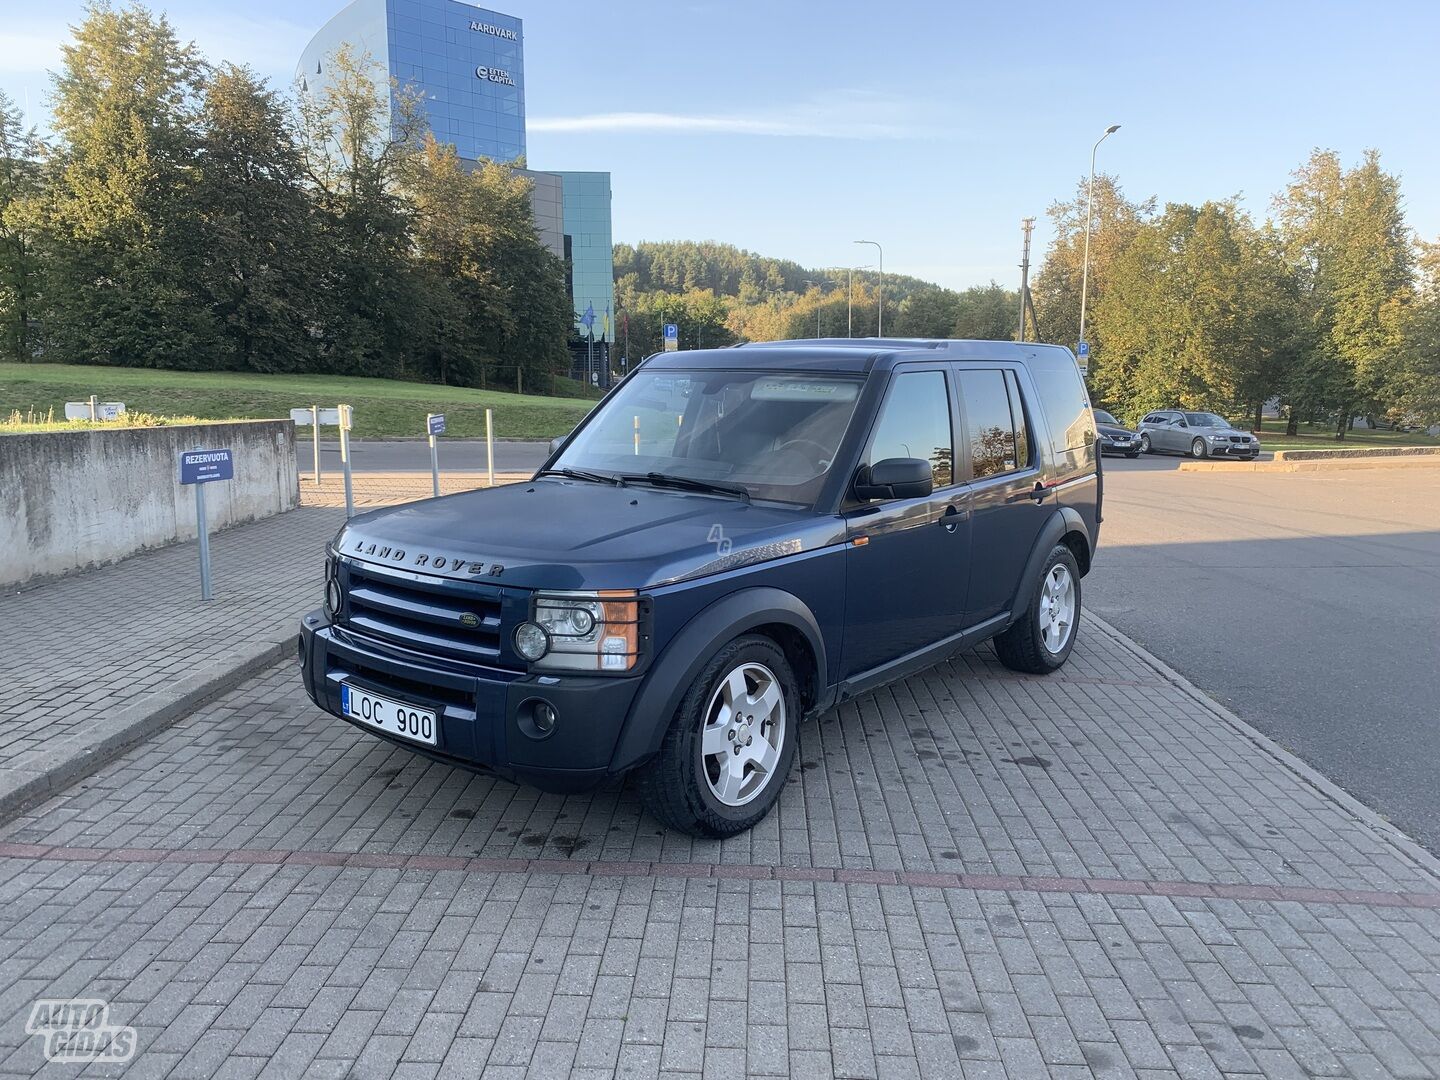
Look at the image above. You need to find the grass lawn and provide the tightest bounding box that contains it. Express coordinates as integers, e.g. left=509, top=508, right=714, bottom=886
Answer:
left=0, top=363, right=601, bottom=440
left=1242, top=419, right=1440, bottom=450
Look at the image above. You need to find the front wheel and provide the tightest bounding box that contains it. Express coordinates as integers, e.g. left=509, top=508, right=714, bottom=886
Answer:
left=636, top=635, right=800, bottom=837
left=995, top=545, right=1081, bottom=674
left=1191, top=437, right=1208, bottom=458
left=1139, top=433, right=1152, bottom=454
left=1125, top=452, right=1140, bottom=459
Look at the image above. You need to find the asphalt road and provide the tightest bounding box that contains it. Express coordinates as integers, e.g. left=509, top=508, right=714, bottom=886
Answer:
left=1088, top=455, right=1440, bottom=851
left=312, top=438, right=551, bottom=473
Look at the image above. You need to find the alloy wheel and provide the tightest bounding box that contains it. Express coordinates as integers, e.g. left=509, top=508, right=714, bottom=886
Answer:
left=1038, top=564, right=1076, bottom=654
left=700, top=662, right=787, bottom=807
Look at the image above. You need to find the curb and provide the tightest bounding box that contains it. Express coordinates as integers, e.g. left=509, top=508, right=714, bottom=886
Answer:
left=0, top=640, right=292, bottom=824
left=1177, top=457, right=1440, bottom=472
left=1086, top=614, right=1440, bottom=885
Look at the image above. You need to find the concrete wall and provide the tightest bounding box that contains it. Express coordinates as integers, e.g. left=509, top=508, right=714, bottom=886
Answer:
left=0, top=420, right=299, bottom=589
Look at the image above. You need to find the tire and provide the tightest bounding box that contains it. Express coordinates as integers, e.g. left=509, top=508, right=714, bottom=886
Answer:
left=1125, top=452, right=1140, bottom=459
left=1191, top=437, right=1208, bottom=458
left=636, top=634, right=800, bottom=837
left=1139, top=433, right=1152, bottom=454
left=994, top=544, right=1082, bottom=675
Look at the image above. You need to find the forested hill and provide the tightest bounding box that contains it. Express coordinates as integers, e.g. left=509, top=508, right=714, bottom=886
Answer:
left=610, top=240, right=1016, bottom=358
left=612, top=241, right=946, bottom=306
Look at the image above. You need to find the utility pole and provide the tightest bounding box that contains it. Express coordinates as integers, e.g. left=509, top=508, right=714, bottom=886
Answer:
left=1017, top=217, right=1035, bottom=342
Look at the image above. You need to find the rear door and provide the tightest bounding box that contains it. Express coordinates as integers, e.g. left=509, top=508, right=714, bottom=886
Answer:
left=841, top=367, right=972, bottom=678
left=953, top=367, right=1051, bottom=623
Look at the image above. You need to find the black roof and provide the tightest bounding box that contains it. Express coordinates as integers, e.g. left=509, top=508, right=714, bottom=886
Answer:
left=640, top=338, right=1074, bottom=374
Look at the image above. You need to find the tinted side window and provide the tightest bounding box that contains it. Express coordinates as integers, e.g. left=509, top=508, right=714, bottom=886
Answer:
left=956, top=369, right=1020, bottom=479
left=1029, top=348, right=1093, bottom=455
left=865, top=370, right=953, bottom=487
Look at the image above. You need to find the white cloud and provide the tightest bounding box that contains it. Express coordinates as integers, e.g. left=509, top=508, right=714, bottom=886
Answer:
left=531, top=92, right=933, bottom=141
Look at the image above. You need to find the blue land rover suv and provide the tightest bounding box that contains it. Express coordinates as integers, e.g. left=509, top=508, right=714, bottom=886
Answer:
left=299, top=339, right=1101, bottom=836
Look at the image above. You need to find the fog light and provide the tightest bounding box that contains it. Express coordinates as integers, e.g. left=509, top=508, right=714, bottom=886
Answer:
left=533, top=701, right=557, bottom=734
left=514, top=621, right=550, bottom=661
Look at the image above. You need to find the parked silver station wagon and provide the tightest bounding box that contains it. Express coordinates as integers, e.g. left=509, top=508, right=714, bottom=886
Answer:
left=1136, top=411, right=1260, bottom=459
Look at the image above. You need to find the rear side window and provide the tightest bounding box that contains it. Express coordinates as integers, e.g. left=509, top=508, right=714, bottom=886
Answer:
left=956, top=368, right=1024, bottom=479
left=865, top=370, right=953, bottom=487
left=1028, top=348, right=1093, bottom=456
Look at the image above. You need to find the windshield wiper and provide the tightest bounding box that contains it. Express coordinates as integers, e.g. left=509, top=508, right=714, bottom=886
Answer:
left=539, top=467, right=625, bottom=487
left=619, top=472, right=751, bottom=502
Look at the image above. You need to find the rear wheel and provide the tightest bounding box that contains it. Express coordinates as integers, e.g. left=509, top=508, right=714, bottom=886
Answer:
left=1191, top=437, right=1208, bottom=458
left=995, top=545, right=1081, bottom=674
left=637, top=635, right=800, bottom=837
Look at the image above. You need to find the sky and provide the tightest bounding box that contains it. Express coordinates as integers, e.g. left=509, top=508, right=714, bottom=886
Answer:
left=4, top=0, right=1439, bottom=292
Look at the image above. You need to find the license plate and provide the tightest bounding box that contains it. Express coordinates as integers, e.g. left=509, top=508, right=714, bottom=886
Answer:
left=341, top=683, right=438, bottom=746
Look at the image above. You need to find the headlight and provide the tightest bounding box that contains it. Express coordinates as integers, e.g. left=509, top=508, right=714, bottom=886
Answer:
left=324, top=561, right=343, bottom=620
left=525, top=591, right=645, bottom=672
left=1210, top=434, right=1230, bottom=440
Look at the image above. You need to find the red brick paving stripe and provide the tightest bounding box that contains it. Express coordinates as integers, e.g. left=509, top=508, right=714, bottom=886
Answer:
left=7, top=845, right=1439, bottom=911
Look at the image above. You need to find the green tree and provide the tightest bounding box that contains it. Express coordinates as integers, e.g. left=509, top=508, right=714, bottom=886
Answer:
left=895, top=287, right=960, bottom=338
left=192, top=64, right=320, bottom=372
left=0, top=91, right=41, bottom=361
left=296, top=43, right=423, bottom=377
left=953, top=282, right=1019, bottom=340
left=1092, top=201, right=1302, bottom=424
left=1032, top=174, right=1155, bottom=356
left=1388, top=239, right=1440, bottom=425
left=37, top=1, right=215, bottom=367
left=1273, top=149, right=1414, bottom=436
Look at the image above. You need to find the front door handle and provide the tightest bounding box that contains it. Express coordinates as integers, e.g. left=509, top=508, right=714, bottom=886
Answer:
left=1031, top=481, right=1050, bottom=504
left=940, top=504, right=967, bottom=532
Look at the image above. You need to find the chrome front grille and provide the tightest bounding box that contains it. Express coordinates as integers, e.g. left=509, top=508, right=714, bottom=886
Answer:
left=341, top=559, right=508, bottom=665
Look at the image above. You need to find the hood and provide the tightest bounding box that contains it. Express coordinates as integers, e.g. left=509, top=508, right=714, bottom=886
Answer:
left=1097, top=422, right=1137, bottom=437
left=332, top=477, right=844, bottom=591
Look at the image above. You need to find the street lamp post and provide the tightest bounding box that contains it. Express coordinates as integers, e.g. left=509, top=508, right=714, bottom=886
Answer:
left=1078, top=123, right=1120, bottom=356
left=853, top=240, right=883, bottom=336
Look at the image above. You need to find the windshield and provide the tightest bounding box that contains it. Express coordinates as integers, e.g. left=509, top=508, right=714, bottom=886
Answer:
left=553, top=369, right=864, bottom=505
left=1093, top=410, right=1119, bottom=425
left=1184, top=412, right=1228, bottom=427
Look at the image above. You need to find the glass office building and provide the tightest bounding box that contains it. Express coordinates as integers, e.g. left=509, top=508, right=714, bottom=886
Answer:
left=300, top=1, right=615, bottom=376
left=299, top=0, right=525, bottom=163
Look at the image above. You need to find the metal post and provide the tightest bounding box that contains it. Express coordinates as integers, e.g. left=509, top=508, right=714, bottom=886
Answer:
left=847, top=266, right=853, bottom=338
left=427, top=415, right=440, bottom=498
left=1018, top=218, right=1035, bottom=342
left=194, top=446, right=213, bottom=601
left=310, top=405, right=321, bottom=484
left=338, top=404, right=354, bottom=519
left=1079, top=124, right=1121, bottom=352
left=485, top=408, right=495, bottom=488
left=88, top=394, right=98, bottom=421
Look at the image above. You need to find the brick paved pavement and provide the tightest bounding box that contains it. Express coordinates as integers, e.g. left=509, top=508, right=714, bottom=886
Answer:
left=0, top=508, right=343, bottom=813
left=2, top=621, right=1438, bottom=1077
left=298, top=473, right=529, bottom=510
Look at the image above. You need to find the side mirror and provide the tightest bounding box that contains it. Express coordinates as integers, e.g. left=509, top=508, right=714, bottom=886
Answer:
left=548, top=435, right=567, bottom=456
left=854, top=457, right=933, bottom=501
left=1175, top=419, right=1188, bottom=428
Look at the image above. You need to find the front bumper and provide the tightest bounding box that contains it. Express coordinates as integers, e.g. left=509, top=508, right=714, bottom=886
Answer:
left=298, top=611, right=643, bottom=792
left=1209, top=441, right=1260, bottom=456
left=1099, top=438, right=1140, bottom=454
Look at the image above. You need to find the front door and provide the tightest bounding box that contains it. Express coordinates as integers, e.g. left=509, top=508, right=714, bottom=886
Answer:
left=953, top=367, right=1051, bottom=622
left=841, top=368, right=972, bottom=679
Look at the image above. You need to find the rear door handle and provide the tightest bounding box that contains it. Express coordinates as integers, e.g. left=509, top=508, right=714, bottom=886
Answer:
left=1031, top=481, right=1050, bottom=504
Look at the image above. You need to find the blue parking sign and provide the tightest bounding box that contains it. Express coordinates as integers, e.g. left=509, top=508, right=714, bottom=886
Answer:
left=179, top=448, right=233, bottom=485
left=663, top=323, right=678, bottom=340
left=1077, top=341, right=1090, bottom=358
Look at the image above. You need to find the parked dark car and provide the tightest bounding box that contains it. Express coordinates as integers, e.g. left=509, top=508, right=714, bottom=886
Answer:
left=1093, top=409, right=1142, bottom=458
left=299, top=339, right=1101, bottom=836
left=1136, top=410, right=1260, bottom=459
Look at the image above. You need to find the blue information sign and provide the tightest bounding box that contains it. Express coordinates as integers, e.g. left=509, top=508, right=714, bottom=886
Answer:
left=1077, top=341, right=1090, bottom=358
left=663, top=323, right=678, bottom=340
left=428, top=414, right=446, bottom=436
left=180, top=448, right=234, bottom=485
